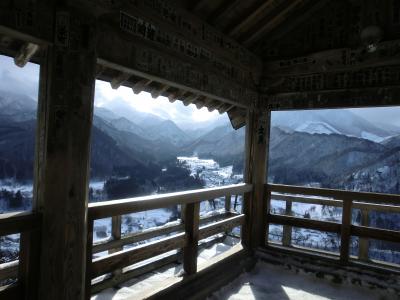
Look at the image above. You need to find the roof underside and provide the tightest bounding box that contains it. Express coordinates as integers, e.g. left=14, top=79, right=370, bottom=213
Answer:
left=186, top=0, right=323, bottom=54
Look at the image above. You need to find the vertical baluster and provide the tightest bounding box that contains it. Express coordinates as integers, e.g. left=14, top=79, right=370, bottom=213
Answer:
left=85, top=220, right=94, bottom=300
left=358, top=208, right=369, bottom=261
left=282, top=200, right=292, bottom=247
left=110, top=215, right=122, bottom=276
left=265, top=189, right=272, bottom=245
left=340, top=199, right=352, bottom=263
left=225, top=194, right=232, bottom=236
left=225, top=194, right=231, bottom=213
left=183, top=202, right=200, bottom=275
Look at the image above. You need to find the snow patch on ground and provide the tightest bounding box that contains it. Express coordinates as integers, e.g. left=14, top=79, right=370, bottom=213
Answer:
left=209, top=262, right=391, bottom=300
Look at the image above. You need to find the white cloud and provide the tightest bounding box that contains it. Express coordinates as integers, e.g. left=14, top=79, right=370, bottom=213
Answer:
left=94, top=79, right=221, bottom=124
left=0, top=55, right=40, bottom=99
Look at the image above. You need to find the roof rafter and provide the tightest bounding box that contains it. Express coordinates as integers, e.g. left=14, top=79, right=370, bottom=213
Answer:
left=208, top=0, right=240, bottom=25
left=242, top=0, right=308, bottom=47
left=227, top=0, right=285, bottom=39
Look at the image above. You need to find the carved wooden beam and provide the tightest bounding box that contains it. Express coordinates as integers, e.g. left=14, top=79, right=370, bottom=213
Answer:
left=132, top=79, right=152, bottom=94
left=218, top=103, right=235, bottom=114
left=182, top=93, right=199, bottom=106
left=265, top=87, right=400, bottom=110
left=168, top=89, right=186, bottom=103
left=151, top=84, right=169, bottom=99
left=110, top=72, right=131, bottom=89
left=207, top=100, right=223, bottom=112
left=14, top=42, right=39, bottom=67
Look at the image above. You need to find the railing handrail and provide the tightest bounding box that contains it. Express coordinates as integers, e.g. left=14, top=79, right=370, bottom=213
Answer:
left=0, top=211, right=41, bottom=236
left=88, top=183, right=253, bottom=220
left=267, top=183, right=400, bottom=205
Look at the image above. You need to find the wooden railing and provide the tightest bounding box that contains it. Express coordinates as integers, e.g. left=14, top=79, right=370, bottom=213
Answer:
left=265, top=184, right=400, bottom=265
left=86, top=183, right=252, bottom=297
left=0, top=211, right=41, bottom=300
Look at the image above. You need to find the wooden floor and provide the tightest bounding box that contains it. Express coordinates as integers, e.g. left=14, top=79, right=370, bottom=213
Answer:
left=209, top=262, right=393, bottom=300
left=92, top=237, right=241, bottom=300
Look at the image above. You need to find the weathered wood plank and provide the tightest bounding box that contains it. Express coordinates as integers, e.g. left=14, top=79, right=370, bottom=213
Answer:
left=241, top=109, right=255, bottom=248
left=0, top=212, right=41, bottom=237
left=358, top=209, right=369, bottom=261
left=93, top=212, right=235, bottom=254
left=93, top=222, right=183, bottom=254
left=91, top=251, right=180, bottom=295
left=340, top=200, right=352, bottom=263
left=14, top=42, right=39, bottom=67
left=37, top=15, right=97, bottom=298
left=183, top=202, right=200, bottom=275
left=199, top=214, right=244, bottom=240
left=351, top=225, right=400, bottom=244
left=224, top=195, right=231, bottom=212
left=271, top=193, right=400, bottom=213
left=0, top=261, right=18, bottom=282
left=91, top=233, right=187, bottom=278
left=267, top=214, right=341, bottom=233
left=268, top=184, right=400, bottom=205
left=282, top=201, right=292, bottom=247
left=88, top=184, right=252, bottom=220
left=229, top=0, right=285, bottom=38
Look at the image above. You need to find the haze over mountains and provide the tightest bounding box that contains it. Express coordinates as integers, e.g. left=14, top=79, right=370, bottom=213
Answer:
left=0, top=89, right=399, bottom=195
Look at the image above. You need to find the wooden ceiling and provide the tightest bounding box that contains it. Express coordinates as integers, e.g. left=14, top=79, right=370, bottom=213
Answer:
left=187, top=0, right=326, bottom=52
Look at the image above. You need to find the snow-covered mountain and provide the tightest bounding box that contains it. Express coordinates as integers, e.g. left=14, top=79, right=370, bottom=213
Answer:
left=0, top=90, right=37, bottom=122
left=146, top=120, right=191, bottom=146
left=271, top=109, right=396, bottom=142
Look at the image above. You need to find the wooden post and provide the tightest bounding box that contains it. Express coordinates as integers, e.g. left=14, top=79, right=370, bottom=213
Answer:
left=242, top=106, right=271, bottom=250
left=358, top=208, right=369, bottom=261
left=282, top=201, right=292, bottom=247
left=36, top=9, right=97, bottom=300
left=183, top=202, right=200, bottom=275
left=241, top=109, right=256, bottom=249
left=340, top=199, right=352, bottom=263
left=110, top=216, right=122, bottom=254
left=110, top=216, right=122, bottom=277
left=225, top=195, right=231, bottom=213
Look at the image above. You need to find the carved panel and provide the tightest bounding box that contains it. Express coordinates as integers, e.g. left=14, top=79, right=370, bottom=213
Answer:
left=259, top=0, right=399, bottom=60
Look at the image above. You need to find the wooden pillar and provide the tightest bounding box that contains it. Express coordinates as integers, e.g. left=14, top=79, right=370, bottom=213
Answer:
left=36, top=8, right=96, bottom=300
left=242, top=104, right=271, bottom=250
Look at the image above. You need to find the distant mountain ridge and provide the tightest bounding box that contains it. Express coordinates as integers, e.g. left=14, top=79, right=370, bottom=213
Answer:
left=272, top=110, right=397, bottom=142
left=0, top=90, right=399, bottom=195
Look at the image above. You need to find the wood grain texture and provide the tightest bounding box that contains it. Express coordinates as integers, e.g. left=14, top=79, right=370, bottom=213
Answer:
left=268, top=184, right=400, bottom=205
left=88, top=184, right=252, bottom=220
left=91, top=233, right=187, bottom=278
left=340, top=200, right=352, bottom=263
left=268, top=214, right=341, bottom=233
left=183, top=202, right=200, bottom=275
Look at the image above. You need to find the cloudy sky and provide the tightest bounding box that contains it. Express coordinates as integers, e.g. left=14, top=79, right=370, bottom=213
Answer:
left=0, top=55, right=399, bottom=126
left=0, top=55, right=223, bottom=126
